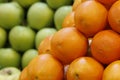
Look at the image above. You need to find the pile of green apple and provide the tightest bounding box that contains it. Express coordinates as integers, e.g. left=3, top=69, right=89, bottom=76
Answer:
left=0, top=0, right=73, bottom=79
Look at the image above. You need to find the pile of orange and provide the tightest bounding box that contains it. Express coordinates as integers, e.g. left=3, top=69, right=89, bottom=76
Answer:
left=19, top=0, right=120, bottom=80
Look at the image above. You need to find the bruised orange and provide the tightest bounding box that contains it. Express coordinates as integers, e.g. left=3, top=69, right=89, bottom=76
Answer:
left=91, top=30, right=120, bottom=64
left=62, top=11, right=75, bottom=28
left=103, top=60, right=120, bottom=80
left=27, top=54, right=64, bottom=80
left=67, top=57, right=104, bottom=80
left=75, top=0, right=108, bottom=37
left=51, top=27, right=88, bottom=64
left=108, top=0, right=120, bottom=33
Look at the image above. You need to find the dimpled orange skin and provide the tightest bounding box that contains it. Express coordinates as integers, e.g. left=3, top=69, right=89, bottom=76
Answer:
left=51, top=27, right=88, bottom=65
left=27, top=54, right=64, bottom=80
left=91, top=30, right=120, bottom=64
left=67, top=57, right=104, bottom=80
left=75, top=0, right=108, bottom=37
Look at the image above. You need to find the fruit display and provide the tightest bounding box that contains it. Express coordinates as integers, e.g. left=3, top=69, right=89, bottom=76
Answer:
left=1, top=0, right=120, bottom=80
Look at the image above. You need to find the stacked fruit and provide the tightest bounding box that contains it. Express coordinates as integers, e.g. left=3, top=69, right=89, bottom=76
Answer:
left=1, top=0, right=120, bottom=80
left=0, top=0, right=73, bottom=79
left=20, top=0, right=120, bottom=80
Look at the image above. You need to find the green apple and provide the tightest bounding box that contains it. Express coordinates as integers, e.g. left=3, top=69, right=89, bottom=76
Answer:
left=13, top=0, right=40, bottom=8
left=0, top=2, right=24, bottom=30
left=22, top=49, right=38, bottom=69
left=0, top=48, right=21, bottom=69
left=46, top=0, right=73, bottom=9
left=35, top=28, right=57, bottom=49
left=54, top=6, right=72, bottom=30
left=0, top=67, right=21, bottom=80
left=0, top=27, right=7, bottom=48
left=9, top=26, right=36, bottom=52
left=27, top=2, right=54, bottom=30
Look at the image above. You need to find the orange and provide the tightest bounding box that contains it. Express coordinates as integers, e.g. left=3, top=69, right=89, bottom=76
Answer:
left=75, top=0, right=108, bottom=37
left=72, top=0, right=88, bottom=11
left=108, top=0, right=120, bottom=33
left=67, top=57, right=104, bottom=80
left=38, top=35, right=53, bottom=54
left=91, top=30, right=120, bottom=64
left=19, top=67, right=30, bottom=80
left=27, top=54, right=64, bottom=80
left=103, top=60, right=120, bottom=80
left=96, top=0, right=117, bottom=10
left=62, top=11, right=75, bottom=28
left=51, top=27, right=88, bottom=65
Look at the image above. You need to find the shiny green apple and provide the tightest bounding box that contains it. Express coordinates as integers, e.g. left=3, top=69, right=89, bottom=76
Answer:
left=0, top=48, right=21, bottom=69
left=9, top=26, right=36, bottom=52
left=27, top=2, right=54, bottom=30
left=0, top=2, right=24, bottom=29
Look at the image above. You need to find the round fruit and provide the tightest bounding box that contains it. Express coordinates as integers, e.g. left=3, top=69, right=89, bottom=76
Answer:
left=102, top=60, right=120, bottom=80
left=108, top=0, right=120, bottom=33
left=27, top=54, right=64, bottom=80
left=75, top=0, right=107, bottom=37
left=91, top=30, right=120, bottom=64
left=27, top=2, right=54, bottom=30
left=0, top=2, right=24, bottom=29
left=9, top=26, right=35, bottom=52
left=67, top=57, right=104, bottom=80
left=51, top=27, right=88, bottom=64
left=0, top=48, right=21, bottom=69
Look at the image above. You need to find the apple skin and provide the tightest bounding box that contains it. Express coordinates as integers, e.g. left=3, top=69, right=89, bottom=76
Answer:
left=35, top=28, right=57, bottom=49
left=0, top=0, right=6, bottom=3
left=0, top=27, right=7, bottom=48
left=9, top=26, right=36, bottom=52
left=46, top=0, right=73, bottom=9
left=0, top=2, right=24, bottom=30
left=13, top=0, right=40, bottom=8
left=54, top=6, right=72, bottom=30
left=0, top=48, right=21, bottom=69
left=27, top=2, right=54, bottom=30
left=0, top=67, right=21, bottom=80
left=22, top=49, right=38, bottom=69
